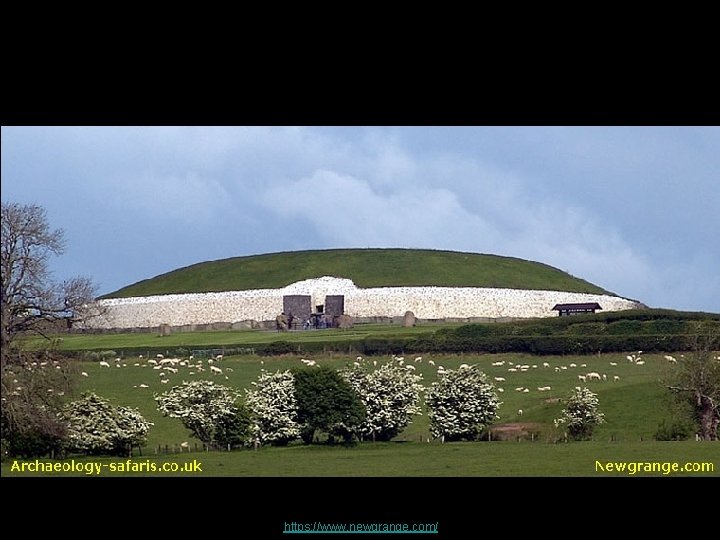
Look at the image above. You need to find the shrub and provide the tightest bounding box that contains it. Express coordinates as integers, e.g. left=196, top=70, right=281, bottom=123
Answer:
left=155, top=380, right=248, bottom=449
left=294, top=367, right=366, bottom=444
left=65, top=392, right=152, bottom=455
left=425, top=364, right=500, bottom=441
left=554, top=387, right=605, bottom=440
left=244, top=370, right=300, bottom=446
left=340, top=358, right=423, bottom=441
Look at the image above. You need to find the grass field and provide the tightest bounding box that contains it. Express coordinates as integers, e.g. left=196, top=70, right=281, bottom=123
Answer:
left=4, top=350, right=717, bottom=477
left=23, top=323, right=455, bottom=352
left=4, top=441, right=716, bottom=477
left=102, top=248, right=613, bottom=298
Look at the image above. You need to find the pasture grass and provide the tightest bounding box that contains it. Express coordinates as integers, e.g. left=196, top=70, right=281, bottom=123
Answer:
left=3, top=441, right=716, bottom=477
left=22, top=323, right=456, bottom=352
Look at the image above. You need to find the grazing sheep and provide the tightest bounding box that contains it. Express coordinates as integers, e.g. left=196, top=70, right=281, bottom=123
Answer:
left=569, top=363, right=577, bottom=368
left=543, top=362, right=550, bottom=368
left=602, top=374, right=607, bottom=381
left=210, top=365, right=223, bottom=374
left=586, top=372, right=601, bottom=380
left=81, top=372, right=88, bottom=377
left=139, top=384, right=149, bottom=388
left=494, top=377, right=506, bottom=382
left=610, top=362, right=617, bottom=366
left=578, top=375, right=587, bottom=382
left=99, top=361, right=110, bottom=368
left=517, top=409, right=523, bottom=416
left=636, top=360, right=645, bottom=365
left=428, top=360, right=435, bottom=366
left=613, top=375, right=620, bottom=381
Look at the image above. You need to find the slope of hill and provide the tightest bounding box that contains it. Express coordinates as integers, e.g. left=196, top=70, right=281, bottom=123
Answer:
left=101, top=249, right=617, bottom=299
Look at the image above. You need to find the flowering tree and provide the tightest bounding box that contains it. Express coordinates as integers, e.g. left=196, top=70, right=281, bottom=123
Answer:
left=244, top=370, right=300, bottom=446
left=341, top=358, right=423, bottom=441
left=554, top=386, right=606, bottom=440
left=425, top=365, right=499, bottom=441
left=64, top=392, right=152, bottom=456
left=155, top=380, right=249, bottom=449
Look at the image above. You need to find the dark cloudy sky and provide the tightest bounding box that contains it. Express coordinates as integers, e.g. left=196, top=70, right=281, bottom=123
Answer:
left=2, top=126, right=718, bottom=312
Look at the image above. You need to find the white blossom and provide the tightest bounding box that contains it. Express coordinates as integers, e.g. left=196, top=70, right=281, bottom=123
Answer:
left=64, top=392, right=152, bottom=455
left=155, top=380, right=242, bottom=448
left=554, top=386, right=606, bottom=440
left=425, top=365, right=500, bottom=441
left=244, top=370, right=300, bottom=446
left=341, top=358, right=424, bottom=441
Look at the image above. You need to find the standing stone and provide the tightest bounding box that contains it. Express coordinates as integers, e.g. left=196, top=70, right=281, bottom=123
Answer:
left=335, top=314, right=354, bottom=329
left=402, top=311, right=416, bottom=327
left=158, top=323, right=172, bottom=336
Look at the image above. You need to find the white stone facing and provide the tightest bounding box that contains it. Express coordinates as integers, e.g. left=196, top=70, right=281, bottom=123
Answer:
left=82, top=276, right=642, bottom=329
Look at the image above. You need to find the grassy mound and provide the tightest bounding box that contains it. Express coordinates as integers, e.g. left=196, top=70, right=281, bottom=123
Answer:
left=102, top=248, right=616, bottom=298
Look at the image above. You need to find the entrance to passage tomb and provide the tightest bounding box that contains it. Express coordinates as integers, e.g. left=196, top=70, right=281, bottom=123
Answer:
left=282, top=294, right=345, bottom=329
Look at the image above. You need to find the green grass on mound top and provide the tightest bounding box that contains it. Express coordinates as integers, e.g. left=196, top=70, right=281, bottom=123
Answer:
left=101, top=248, right=615, bottom=298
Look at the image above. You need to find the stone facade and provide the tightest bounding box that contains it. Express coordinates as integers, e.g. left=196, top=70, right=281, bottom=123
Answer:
left=81, top=276, right=643, bottom=330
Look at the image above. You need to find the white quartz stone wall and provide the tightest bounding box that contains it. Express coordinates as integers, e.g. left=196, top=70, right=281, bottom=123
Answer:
left=83, top=276, right=642, bottom=329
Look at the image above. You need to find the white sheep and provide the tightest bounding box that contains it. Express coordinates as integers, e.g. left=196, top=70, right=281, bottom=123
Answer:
left=613, top=375, right=620, bottom=381
left=210, top=365, right=223, bottom=374
left=542, top=362, right=550, bottom=368
left=586, top=372, right=601, bottom=380
left=81, top=372, right=88, bottom=377
left=578, top=375, right=587, bottom=382
left=517, top=409, right=523, bottom=416
left=494, top=377, right=506, bottom=382
left=99, top=361, right=110, bottom=368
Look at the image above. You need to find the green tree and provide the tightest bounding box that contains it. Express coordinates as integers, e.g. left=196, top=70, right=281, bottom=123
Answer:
left=294, top=366, right=366, bottom=444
